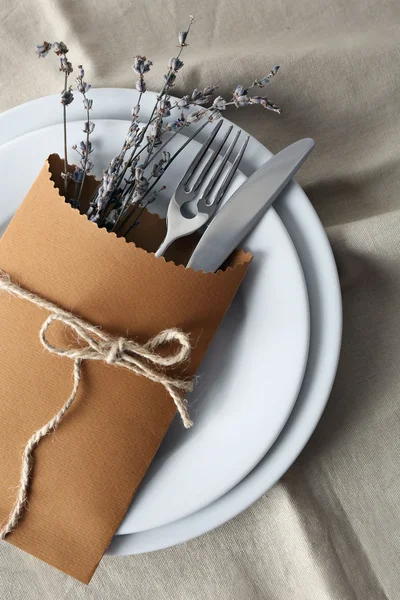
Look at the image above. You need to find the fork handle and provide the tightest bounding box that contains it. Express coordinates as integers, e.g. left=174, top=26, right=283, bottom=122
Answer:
left=155, top=232, right=176, bottom=258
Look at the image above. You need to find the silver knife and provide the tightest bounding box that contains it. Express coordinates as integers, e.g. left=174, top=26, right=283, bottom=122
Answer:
left=186, top=138, right=315, bottom=272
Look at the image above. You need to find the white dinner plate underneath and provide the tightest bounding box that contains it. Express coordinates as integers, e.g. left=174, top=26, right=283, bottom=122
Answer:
left=0, top=118, right=309, bottom=534
left=107, top=183, right=342, bottom=555
left=0, top=90, right=341, bottom=554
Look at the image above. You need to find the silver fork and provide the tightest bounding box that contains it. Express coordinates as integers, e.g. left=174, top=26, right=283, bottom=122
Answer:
left=155, top=121, right=249, bottom=258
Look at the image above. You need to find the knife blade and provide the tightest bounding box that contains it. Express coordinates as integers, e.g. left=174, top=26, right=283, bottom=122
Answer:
left=186, top=138, right=315, bottom=272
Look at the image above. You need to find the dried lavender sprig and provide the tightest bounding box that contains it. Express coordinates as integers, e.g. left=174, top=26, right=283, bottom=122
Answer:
left=108, top=16, right=195, bottom=226
left=36, top=41, right=74, bottom=195
left=75, top=65, right=94, bottom=207
left=110, top=57, right=153, bottom=185
left=175, top=69, right=280, bottom=114
left=248, top=65, right=280, bottom=89
left=210, top=79, right=282, bottom=114
left=55, top=43, right=74, bottom=194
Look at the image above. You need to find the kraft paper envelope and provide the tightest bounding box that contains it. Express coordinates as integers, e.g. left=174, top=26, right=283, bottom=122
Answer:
left=0, top=155, right=252, bottom=582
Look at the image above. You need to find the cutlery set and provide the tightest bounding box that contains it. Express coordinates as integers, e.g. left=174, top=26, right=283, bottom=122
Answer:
left=155, top=120, right=315, bottom=271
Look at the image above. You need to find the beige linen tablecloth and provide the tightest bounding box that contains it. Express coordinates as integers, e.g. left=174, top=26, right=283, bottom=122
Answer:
left=1, top=0, right=400, bottom=597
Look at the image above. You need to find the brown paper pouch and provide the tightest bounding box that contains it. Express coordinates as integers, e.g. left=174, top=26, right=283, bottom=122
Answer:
left=0, top=155, right=252, bottom=583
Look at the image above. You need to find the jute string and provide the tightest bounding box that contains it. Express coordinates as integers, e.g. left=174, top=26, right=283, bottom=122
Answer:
left=0, top=270, right=194, bottom=539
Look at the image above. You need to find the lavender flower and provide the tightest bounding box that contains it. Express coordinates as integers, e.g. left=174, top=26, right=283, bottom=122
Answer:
left=186, top=108, right=207, bottom=123
left=103, top=172, right=118, bottom=193
left=158, top=98, right=172, bottom=116
left=52, top=41, right=69, bottom=55
left=194, top=94, right=212, bottom=105
left=178, top=31, right=189, bottom=47
left=251, top=65, right=280, bottom=88
left=250, top=96, right=282, bottom=113
left=203, top=86, right=218, bottom=95
left=191, top=88, right=201, bottom=101
left=80, top=159, right=94, bottom=172
left=131, top=105, right=140, bottom=119
left=151, top=151, right=170, bottom=178
left=165, top=112, right=186, bottom=131
left=132, top=56, right=152, bottom=74
left=178, top=15, right=194, bottom=47
left=132, top=56, right=151, bottom=105
left=72, top=167, right=84, bottom=183
left=116, top=167, right=150, bottom=219
left=125, top=125, right=141, bottom=148
left=59, top=56, right=73, bottom=74
left=232, top=85, right=251, bottom=107
left=83, top=121, right=95, bottom=134
left=79, top=140, right=93, bottom=154
left=249, top=96, right=267, bottom=106
left=61, top=88, right=74, bottom=105
left=169, top=57, right=184, bottom=71
left=109, top=155, right=123, bottom=173
left=88, top=169, right=118, bottom=221
left=134, top=166, right=144, bottom=182
left=75, top=63, right=94, bottom=206
left=212, top=96, right=227, bottom=110
left=135, top=79, right=146, bottom=93
left=177, top=95, right=190, bottom=108
left=77, top=80, right=91, bottom=94
left=163, top=71, right=176, bottom=86
left=189, top=87, right=213, bottom=105
left=129, top=155, right=140, bottom=174
left=36, top=42, right=52, bottom=58
left=147, top=117, right=163, bottom=146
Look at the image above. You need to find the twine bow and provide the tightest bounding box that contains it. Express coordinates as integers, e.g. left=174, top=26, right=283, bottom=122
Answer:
left=0, top=270, right=193, bottom=539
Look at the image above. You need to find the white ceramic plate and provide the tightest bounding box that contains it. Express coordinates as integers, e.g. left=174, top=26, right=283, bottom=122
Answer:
left=0, top=118, right=309, bottom=533
left=0, top=90, right=341, bottom=554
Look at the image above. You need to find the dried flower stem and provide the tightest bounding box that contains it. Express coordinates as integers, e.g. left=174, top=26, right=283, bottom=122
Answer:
left=140, top=21, right=192, bottom=168
left=62, top=72, right=69, bottom=195
left=77, top=103, right=90, bottom=206
left=36, top=42, right=74, bottom=196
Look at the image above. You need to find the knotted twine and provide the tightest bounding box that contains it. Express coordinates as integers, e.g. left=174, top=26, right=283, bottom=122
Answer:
left=0, top=270, right=194, bottom=539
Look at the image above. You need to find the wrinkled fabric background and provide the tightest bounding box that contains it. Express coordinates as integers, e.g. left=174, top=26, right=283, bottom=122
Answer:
left=1, top=0, right=400, bottom=598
